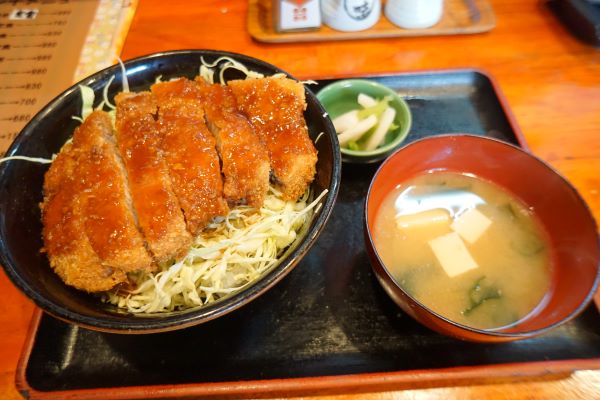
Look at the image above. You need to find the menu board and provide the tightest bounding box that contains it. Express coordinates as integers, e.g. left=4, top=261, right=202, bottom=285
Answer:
left=0, top=0, right=136, bottom=154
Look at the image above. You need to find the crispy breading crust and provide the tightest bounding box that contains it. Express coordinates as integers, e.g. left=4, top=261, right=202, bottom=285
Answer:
left=195, top=78, right=270, bottom=208
left=228, top=76, right=317, bottom=201
left=151, top=79, right=229, bottom=234
left=42, top=114, right=133, bottom=292
left=42, top=77, right=318, bottom=293
left=76, top=111, right=154, bottom=273
left=115, top=92, right=193, bottom=263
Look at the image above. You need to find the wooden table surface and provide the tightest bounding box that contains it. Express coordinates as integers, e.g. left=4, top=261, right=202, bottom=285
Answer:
left=2, top=0, right=600, bottom=399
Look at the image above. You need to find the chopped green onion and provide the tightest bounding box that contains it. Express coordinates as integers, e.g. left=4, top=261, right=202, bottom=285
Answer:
left=357, top=96, right=391, bottom=119
left=347, top=141, right=360, bottom=151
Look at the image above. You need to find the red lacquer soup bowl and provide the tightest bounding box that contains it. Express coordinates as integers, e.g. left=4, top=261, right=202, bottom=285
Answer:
left=364, top=134, right=600, bottom=342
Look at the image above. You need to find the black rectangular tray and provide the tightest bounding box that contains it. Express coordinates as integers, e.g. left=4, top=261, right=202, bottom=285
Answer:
left=17, top=70, right=600, bottom=399
left=549, top=0, right=600, bottom=46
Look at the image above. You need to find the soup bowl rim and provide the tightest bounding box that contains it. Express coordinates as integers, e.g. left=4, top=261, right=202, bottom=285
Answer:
left=364, top=133, right=600, bottom=339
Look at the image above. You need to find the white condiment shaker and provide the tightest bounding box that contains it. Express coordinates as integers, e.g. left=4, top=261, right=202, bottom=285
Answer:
left=322, top=0, right=381, bottom=32
left=273, top=0, right=322, bottom=32
left=385, top=0, right=444, bottom=29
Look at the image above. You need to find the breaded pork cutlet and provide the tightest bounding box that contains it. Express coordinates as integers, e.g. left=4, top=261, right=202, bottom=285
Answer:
left=42, top=111, right=152, bottom=292
left=115, top=92, right=192, bottom=262
left=75, top=111, right=153, bottom=273
left=228, top=76, right=317, bottom=201
left=42, top=180, right=127, bottom=292
left=195, top=78, right=270, bottom=208
left=151, top=78, right=229, bottom=234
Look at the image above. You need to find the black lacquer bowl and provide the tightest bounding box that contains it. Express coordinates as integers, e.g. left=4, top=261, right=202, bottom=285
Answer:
left=0, top=50, right=341, bottom=334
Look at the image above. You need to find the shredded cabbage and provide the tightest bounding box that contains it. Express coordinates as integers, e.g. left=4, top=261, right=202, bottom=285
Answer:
left=102, top=75, right=117, bottom=110
left=199, top=64, right=215, bottom=84
left=77, top=85, right=95, bottom=121
left=117, top=57, right=129, bottom=93
left=102, top=187, right=327, bottom=313
left=0, top=155, right=54, bottom=164
left=199, top=56, right=286, bottom=84
left=314, top=131, right=326, bottom=144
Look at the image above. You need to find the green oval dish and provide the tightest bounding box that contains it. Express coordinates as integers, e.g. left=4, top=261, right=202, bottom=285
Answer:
left=317, top=79, right=412, bottom=163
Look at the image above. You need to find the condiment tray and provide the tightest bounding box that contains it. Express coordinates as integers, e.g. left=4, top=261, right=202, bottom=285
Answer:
left=16, top=69, right=600, bottom=400
left=248, top=0, right=496, bottom=43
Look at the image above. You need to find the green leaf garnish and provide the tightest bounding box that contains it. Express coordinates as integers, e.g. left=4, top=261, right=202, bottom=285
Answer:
left=357, top=96, right=391, bottom=120
left=463, top=276, right=502, bottom=316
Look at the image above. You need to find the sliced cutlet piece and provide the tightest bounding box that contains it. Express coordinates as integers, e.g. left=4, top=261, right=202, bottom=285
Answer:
left=228, top=76, right=317, bottom=201
left=115, top=92, right=192, bottom=262
left=151, top=78, right=229, bottom=234
left=43, top=141, right=76, bottom=200
left=74, top=111, right=154, bottom=273
left=194, top=78, right=270, bottom=208
left=42, top=141, right=127, bottom=292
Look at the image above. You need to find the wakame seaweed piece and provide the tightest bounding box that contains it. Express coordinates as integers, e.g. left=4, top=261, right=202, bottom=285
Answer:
left=397, top=269, right=418, bottom=297
left=499, top=202, right=517, bottom=219
left=397, top=264, right=434, bottom=297
left=463, top=276, right=502, bottom=316
left=510, top=232, right=545, bottom=256
left=498, top=202, right=545, bottom=256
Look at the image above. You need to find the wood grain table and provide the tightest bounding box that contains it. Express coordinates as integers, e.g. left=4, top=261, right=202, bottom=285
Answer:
left=2, top=0, right=600, bottom=398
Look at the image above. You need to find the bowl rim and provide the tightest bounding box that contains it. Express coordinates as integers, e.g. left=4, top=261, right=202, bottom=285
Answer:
left=364, top=133, right=600, bottom=339
left=0, top=49, right=341, bottom=333
left=316, top=78, right=412, bottom=158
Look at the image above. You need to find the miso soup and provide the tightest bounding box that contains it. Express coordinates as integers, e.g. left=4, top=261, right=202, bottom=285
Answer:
left=372, top=171, right=551, bottom=330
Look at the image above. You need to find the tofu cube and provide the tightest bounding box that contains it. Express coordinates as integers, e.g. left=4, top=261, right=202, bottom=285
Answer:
left=428, top=232, right=479, bottom=277
left=450, top=207, right=492, bottom=244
